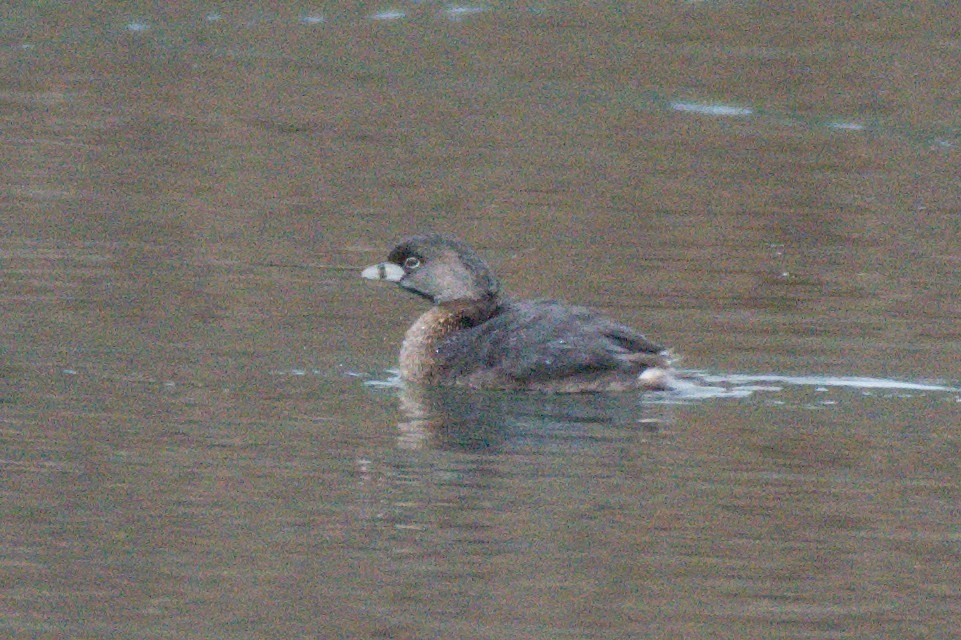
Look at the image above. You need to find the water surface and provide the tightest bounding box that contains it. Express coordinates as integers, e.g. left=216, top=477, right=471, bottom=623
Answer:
left=2, top=2, right=961, bottom=638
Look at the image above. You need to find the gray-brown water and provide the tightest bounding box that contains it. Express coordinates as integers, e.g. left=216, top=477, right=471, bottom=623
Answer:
left=3, top=3, right=961, bottom=638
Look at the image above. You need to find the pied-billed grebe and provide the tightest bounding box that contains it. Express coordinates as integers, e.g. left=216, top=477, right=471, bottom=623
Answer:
left=362, top=233, right=674, bottom=392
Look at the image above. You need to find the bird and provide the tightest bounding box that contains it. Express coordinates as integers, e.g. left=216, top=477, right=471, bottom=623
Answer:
left=362, top=233, right=673, bottom=392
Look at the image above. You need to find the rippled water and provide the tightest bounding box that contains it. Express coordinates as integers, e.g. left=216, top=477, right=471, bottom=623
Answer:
left=3, top=2, right=961, bottom=638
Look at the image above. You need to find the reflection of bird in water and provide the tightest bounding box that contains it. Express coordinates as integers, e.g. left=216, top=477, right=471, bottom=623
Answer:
left=393, top=384, right=672, bottom=452
left=363, top=233, right=675, bottom=393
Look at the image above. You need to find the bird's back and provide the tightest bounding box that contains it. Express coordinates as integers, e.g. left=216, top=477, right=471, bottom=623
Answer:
left=435, top=299, right=669, bottom=391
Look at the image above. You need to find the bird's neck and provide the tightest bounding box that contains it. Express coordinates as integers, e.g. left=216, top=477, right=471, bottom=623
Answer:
left=399, top=297, right=498, bottom=383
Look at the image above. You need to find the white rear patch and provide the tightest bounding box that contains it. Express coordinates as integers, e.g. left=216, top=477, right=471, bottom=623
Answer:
left=639, top=367, right=672, bottom=390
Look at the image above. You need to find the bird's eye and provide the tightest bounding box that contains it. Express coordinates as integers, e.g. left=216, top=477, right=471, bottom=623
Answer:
left=403, top=256, right=421, bottom=270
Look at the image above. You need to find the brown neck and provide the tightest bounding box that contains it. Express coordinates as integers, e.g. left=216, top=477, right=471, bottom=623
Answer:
left=399, top=297, right=498, bottom=383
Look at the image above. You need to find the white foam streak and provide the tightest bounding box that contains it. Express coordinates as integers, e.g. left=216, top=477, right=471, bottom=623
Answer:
left=696, top=373, right=955, bottom=392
